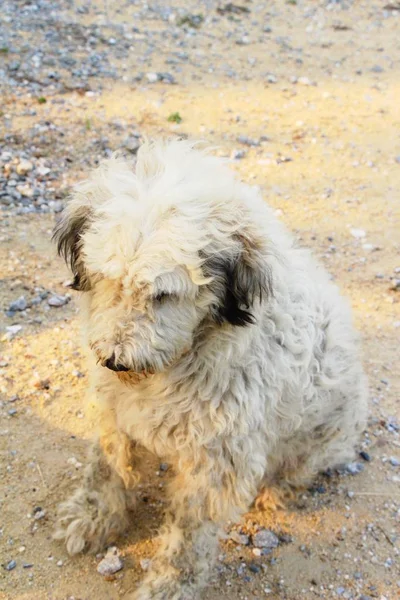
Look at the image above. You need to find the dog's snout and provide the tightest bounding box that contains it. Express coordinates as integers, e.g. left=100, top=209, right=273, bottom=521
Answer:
left=104, top=353, right=129, bottom=372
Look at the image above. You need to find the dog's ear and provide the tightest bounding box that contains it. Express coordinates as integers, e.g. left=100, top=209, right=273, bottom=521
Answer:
left=201, top=235, right=272, bottom=326
left=52, top=207, right=92, bottom=291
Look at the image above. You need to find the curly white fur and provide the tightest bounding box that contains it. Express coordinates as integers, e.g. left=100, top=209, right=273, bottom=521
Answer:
left=53, top=139, right=368, bottom=599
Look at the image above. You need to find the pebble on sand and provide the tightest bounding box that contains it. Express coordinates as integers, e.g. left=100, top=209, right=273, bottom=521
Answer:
left=4, top=560, right=17, bottom=571
left=251, top=529, right=280, bottom=549
left=47, top=294, right=69, bottom=307
left=350, top=228, right=366, bottom=239
left=97, top=547, right=123, bottom=576
left=8, top=296, right=27, bottom=312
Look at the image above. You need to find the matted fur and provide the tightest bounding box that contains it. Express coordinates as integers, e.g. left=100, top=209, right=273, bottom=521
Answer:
left=53, top=139, right=368, bottom=599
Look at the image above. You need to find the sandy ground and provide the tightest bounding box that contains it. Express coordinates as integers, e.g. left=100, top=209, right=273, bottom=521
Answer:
left=1, top=1, right=400, bottom=599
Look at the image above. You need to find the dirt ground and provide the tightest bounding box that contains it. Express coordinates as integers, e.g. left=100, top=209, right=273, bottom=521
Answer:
left=0, top=1, right=399, bottom=599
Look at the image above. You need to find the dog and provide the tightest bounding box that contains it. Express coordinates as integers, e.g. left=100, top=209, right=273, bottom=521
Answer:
left=53, top=139, right=368, bottom=599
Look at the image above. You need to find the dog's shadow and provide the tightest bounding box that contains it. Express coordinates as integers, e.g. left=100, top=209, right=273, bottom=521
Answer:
left=121, top=450, right=171, bottom=547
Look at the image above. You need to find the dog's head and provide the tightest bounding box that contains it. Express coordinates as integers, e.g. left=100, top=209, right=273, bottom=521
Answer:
left=53, top=140, right=272, bottom=379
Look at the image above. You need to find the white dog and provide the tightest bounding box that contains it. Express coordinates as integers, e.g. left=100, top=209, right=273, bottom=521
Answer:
left=53, top=139, right=368, bottom=599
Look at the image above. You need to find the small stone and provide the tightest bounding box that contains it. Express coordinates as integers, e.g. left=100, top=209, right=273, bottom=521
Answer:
left=370, top=65, right=384, bottom=73
left=252, top=529, right=279, bottom=549
left=266, top=74, right=278, bottom=84
left=97, top=547, right=123, bottom=576
left=47, top=294, right=69, bottom=307
left=67, top=457, right=83, bottom=469
left=158, top=72, right=176, bottom=84
left=159, top=462, right=169, bottom=472
left=311, top=484, right=326, bottom=494
left=350, top=228, right=366, bottom=239
left=145, top=72, right=159, bottom=83
left=229, top=531, right=250, bottom=545
left=386, top=417, right=399, bottom=432
left=276, top=155, right=293, bottom=164
left=236, top=36, right=250, bottom=46
left=48, top=200, right=64, bottom=213
left=252, top=548, right=262, bottom=557
left=16, top=184, right=34, bottom=198
left=237, top=135, right=260, bottom=147
left=123, top=136, right=141, bottom=154
left=362, top=243, right=375, bottom=251
left=231, top=149, right=246, bottom=160
left=248, top=562, right=260, bottom=573
left=389, top=457, right=400, bottom=467
left=16, top=160, right=33, bottom=176
left=384, top=558, right=393, bottom=568
left=8, top=61, right=20, bottom=72
left=8, top=408, right=17, bottom=417
left=33, top=509, right=46, bottom=520
left=72, top=370, right=84, bottom=378
left=336, top=587, right=345, bottom=596
left=297, top=76, right=313, bottom=86
left=4, top=325, right=23, bottom=340
left=278, top=533, right=293, bottom=544
left=345, top=462, right=364, bottom=475
left=390, top=279, right=400, bottom=291
left=359, top=451, right=371, bottom=462
left=4, top=560, right=16, bottom=571
left=57, top=560, right=63, bottom=567
left=36, top=166, right=51, bottom=177
left=9, top=296, right=27, bottom=312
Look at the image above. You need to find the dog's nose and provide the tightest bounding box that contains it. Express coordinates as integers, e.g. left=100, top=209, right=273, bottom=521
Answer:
left=104, top=353, right=129, bottom=372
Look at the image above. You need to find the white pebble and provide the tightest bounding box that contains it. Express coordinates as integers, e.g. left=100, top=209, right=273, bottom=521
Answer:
left=350, top=228, right=366, bottom=239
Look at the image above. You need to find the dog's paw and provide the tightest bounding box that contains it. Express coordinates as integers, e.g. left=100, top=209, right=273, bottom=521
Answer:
left=54, top=488, right=125, bottom=555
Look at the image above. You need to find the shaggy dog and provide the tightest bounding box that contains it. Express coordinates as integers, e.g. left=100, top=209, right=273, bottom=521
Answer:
left=53, top=139, right=368, bottom=599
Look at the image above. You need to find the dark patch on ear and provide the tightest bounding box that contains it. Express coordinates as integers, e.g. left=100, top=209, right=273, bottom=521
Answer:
left=201, top=243, right=272, bottom=327
left=52, top=208, right=92, bottom=291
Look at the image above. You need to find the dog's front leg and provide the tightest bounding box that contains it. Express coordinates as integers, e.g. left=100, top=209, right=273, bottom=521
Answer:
left=131, top=450, right=258, bottom=600
left=54, top=420, right=139, bottom=555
